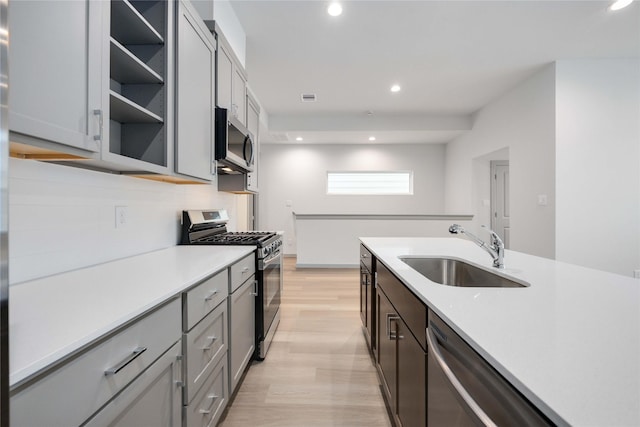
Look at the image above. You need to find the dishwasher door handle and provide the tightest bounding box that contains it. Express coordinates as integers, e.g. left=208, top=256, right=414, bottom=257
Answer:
left=426, top=327, right=497, bottom=427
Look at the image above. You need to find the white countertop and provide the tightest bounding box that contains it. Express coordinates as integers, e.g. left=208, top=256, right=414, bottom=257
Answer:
left=361, top=237, right=640, bottom=427
left=9, top=245, right=255, bottom=388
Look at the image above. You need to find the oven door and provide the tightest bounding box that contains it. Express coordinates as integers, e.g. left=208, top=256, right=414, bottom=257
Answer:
left=257, top=247, right=282, bottom=359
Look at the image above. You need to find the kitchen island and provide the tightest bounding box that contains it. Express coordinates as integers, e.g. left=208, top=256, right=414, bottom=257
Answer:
left=361, top=237, right=640, bottom=426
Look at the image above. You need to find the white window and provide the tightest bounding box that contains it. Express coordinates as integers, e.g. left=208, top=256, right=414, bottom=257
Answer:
left=327, top=171, right=413, bottom=195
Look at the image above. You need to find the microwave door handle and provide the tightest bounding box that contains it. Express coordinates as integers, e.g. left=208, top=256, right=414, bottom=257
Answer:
left=243, top=135, right=254, bottom=166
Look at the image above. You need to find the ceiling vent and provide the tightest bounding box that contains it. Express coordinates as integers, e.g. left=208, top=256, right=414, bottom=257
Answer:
left=301, top=93, right=317, bottom=102
left=268, top=132, right=290, bottom=142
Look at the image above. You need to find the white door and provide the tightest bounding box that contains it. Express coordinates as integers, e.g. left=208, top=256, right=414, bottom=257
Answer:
left=491, top=161, right=510, bottom=248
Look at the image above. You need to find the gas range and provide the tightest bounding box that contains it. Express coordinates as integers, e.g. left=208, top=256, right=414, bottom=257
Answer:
left=180, top=209, right=283, bottom=361
left=181, top=210, right=282, bottom=259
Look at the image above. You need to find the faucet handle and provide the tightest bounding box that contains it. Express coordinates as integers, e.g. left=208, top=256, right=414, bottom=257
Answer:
left=481, top=225, right=504, bottom=248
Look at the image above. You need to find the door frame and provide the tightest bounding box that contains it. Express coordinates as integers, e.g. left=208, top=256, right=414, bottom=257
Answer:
left=490, top=160, right=509, bottom=248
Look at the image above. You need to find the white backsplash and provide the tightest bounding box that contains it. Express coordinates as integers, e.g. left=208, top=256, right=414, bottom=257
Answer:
left=9, top=158, right=240, bottom=285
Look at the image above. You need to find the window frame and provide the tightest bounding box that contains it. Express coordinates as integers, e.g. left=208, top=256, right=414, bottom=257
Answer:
left=326, top=171, right=414, bottom=196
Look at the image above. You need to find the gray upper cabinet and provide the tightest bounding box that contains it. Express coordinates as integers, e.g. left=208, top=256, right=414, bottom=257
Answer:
left=10, top=0, right=177, bottom=176
left=216, top=40, right=233, bottom=112
left=215, top=29, right=248, bottom=127
left=9, top=0, right=102, bottom=152
left=246, top=91, right=260, bottom=193
left=232, top=67, right=247, bottom=126
left=175, top=0, right=216, bottom=181
left=104, top=0, right=173, bottom=174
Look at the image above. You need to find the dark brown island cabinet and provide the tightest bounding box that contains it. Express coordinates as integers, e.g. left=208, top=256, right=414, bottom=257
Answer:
left=360, top=244, right=376, bottom=352
left=360, top=243, right=427, bottom=427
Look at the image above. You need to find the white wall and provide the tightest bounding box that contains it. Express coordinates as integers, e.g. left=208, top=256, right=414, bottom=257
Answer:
left=445, top=64, right=557, bottom=259
left=258, top=143, right=447, bottom=256
left=555, top=59, right=640, bottom=276
left=9, top=159, right=240, bottom=284
left=213, top=0, right=246, bottom=66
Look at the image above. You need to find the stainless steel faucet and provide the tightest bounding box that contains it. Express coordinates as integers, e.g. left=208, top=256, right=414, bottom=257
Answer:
left=449, top=224, right=505, bottom=269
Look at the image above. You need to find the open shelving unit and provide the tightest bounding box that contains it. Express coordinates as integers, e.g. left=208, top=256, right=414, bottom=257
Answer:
left=109, top=0, right=167, bottom=167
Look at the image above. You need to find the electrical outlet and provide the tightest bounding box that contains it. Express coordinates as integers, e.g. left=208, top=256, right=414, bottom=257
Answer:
left=115, top=206, right=128, bottom=228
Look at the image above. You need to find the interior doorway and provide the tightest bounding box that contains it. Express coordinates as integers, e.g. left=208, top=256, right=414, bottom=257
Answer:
left=490, top=161, right=510, bottom=248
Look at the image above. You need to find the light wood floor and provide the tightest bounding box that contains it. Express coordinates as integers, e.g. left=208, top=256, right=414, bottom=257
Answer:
left=219, top=257, right=391, bottom=427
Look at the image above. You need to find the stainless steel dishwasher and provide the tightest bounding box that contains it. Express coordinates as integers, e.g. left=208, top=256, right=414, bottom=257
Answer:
left=427, top=312, right=553, bottom=426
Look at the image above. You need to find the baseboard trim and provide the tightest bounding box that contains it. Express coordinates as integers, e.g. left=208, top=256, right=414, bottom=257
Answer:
left=295, top=263, right=359, bottom=269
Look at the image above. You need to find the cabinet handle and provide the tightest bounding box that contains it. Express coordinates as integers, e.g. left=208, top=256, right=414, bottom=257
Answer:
left=241, top=266, right=250, bottom=274
left=361, top=253, right=369, bottom=258
left=386, top=314, right=403, bottom=340
left=204, top=290, right=219, bottom=301
left=200, top=336, right=218, bottom=351
left=93, top=109, right=103, bottom=141
left=386, top=313, right=400, bottom=340
left=250, top=279, right=259, bottom=296
left=198, top=393, right=220, bottom=414
left=104, top=347, right=147, bottom=376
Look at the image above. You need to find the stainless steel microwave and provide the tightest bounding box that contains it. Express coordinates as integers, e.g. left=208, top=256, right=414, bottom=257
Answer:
left=215, top=107, right=254, bottom=174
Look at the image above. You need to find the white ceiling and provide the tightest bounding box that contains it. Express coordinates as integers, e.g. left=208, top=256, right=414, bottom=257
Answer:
left=229, top=0, right=640, bottom=144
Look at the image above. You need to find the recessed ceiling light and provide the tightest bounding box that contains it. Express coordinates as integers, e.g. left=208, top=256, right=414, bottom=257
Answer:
left=296, top=136, right=303, bottom=141
left=368, top=136, right=376, bottom=141
left=390, top=84, right=401, bottom=93
left=328, top=2, right=342, bottom=16
left=609, top=0, right=634, bottom=10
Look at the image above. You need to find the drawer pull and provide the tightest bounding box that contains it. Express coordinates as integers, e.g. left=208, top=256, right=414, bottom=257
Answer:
left=198, top=393, right=219, bottom=415
left=198, top=393, right=220, bottom=414
left=104, top=347, right=147, bottom=376
left=204, top=290, right=219, bottom=301
left=200, top=336, right=218, bottom=351
left=241, top=267, right=250, bottom=273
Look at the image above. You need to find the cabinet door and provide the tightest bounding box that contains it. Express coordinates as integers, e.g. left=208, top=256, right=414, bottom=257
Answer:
left=83, top=342, right=182, bottom=427
left=377, top=289, right=397, bottom=414
left=216, top=43, right=233, bottom=110
left=397, top=318, right=427, bottom=427
left=176, top=0, right=216, bottom=180
left=9, top=0, right=102, bottom=152
left=246, top=94, right=260, bottom=192
left=360, top=264, right=368, bottom=328
left=232, top=68, right=247, bottom=125
left=230, top=278, right=256, bottom=393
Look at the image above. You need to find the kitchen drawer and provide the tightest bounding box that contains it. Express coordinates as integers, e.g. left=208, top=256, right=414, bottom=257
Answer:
left=184, top=300, right=227, bottom=404
left=11, top=298, right=181, bottom=427
left=377, top=262, right=427, bottom=350
left=230, top=252, right=255, bottom=293
left=184, top=355, right=228, bottom=427
left=185, top=269, right=229, bottom=331
left=83, top=341, right=182, bottom=427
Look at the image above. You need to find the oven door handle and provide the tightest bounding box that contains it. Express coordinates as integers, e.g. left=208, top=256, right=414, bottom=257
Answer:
left=260, top=249, right=282, bottom=269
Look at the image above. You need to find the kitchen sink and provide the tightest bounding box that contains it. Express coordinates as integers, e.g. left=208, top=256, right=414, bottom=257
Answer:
left=400, top=257, right=528, bottom=288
